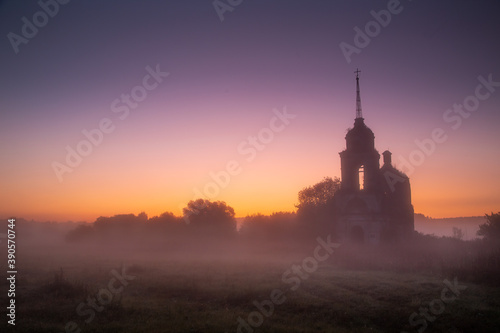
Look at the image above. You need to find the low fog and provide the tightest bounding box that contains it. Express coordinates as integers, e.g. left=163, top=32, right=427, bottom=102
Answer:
left=9, top=207, right=497, bottom=271
left=3, top=180, right=499, bottom=332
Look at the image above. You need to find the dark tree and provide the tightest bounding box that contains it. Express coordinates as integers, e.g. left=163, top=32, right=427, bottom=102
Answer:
left=148, top=211, right=179, bottom=225
left=477, top=212, right=500, bottom=241
left=65, top=224, right=94, bottom=242
left=147, top=211, right=185, bottom=235
left=296, top=176, right=341, bottom=211
left=183, top=199, right=237, bottom=235
left=240, top=212, right=297, bottom=241
left=296, top=177, right=340, bottom=237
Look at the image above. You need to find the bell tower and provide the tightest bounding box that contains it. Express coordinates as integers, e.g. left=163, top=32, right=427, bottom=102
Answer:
left=332, top=69, right=414, bottom=244
left=339, top=70, right=380, bottom=191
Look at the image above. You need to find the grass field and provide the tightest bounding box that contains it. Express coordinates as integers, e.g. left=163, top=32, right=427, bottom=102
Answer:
left=3, top=244, right=500, bottom=333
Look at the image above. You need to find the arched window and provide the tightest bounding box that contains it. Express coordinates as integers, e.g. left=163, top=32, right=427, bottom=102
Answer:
left=358, top=165, right=365, bottom=190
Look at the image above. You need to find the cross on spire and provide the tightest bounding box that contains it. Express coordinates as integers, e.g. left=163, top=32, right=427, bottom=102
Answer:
left=355, top=68, right=363, bottom=119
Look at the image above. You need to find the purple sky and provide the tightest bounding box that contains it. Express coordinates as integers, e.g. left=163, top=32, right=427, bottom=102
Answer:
left=1, top=0, right=499, bottom=221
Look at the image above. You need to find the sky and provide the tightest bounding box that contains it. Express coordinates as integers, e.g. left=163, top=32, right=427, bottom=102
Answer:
left=0, top=0, right=499, bottom=222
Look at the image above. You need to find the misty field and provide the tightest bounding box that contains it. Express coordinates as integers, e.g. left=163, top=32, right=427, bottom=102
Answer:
left=4, top=243, right=500, bottom=333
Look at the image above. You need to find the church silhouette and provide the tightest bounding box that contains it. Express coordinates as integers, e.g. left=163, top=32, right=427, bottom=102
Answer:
left=332, top=70, right=414, bottom=244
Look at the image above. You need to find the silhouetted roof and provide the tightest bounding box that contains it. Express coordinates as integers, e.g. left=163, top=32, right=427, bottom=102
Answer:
left=346, top=118, right=374, bottom=139
left=345, top=117, right=375, bottom=152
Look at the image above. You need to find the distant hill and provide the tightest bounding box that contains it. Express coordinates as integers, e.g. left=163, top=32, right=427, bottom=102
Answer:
left=414, top=213, right=486, bottom=240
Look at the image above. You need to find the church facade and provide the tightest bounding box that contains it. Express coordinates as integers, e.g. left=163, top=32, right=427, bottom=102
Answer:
left=333, top=71, right=414, bottom=244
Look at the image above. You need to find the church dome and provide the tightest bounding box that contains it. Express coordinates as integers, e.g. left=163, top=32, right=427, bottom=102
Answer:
left=345, top=117, right=375, bottom=151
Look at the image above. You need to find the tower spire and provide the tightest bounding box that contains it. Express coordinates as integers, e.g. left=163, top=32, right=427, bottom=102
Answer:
left=355, top=68, right=362, bottom=119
